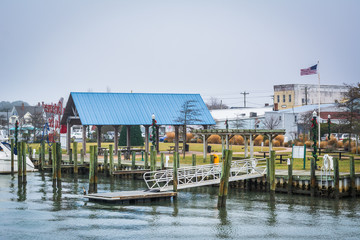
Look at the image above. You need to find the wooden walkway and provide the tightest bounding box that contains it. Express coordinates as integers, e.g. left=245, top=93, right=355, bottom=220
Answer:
left=85, top=190, right=177, bottom=203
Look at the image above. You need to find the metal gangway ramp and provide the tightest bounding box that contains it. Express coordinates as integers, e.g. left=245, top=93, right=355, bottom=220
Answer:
left=143, top=158, right=267, bottom=192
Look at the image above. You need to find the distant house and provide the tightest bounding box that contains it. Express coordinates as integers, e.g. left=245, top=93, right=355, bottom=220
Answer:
left=9, top=104, right=44, bottom=125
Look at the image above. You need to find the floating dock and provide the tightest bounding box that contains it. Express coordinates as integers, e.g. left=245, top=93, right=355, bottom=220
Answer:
left=85, top=190, right=177, bottom=203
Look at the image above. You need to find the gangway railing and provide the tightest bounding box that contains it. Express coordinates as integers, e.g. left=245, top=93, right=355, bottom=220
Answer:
left=143, top=158, right=267, bottom=191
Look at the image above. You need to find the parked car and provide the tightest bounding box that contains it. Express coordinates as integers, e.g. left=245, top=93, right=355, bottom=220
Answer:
left=159, top=136, right=167, bottom=142
left=71, top=132, right=82, bottom=140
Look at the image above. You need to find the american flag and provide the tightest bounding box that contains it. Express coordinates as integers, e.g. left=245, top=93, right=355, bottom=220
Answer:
left=300, top=64, right=317, bottom=76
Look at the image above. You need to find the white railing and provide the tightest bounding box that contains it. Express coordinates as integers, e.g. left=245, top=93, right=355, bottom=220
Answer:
left=143, top=158, right=267, bottom=191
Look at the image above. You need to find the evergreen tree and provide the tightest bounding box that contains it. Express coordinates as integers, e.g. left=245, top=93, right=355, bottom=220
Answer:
left=119, top=125, right=144, bottom=146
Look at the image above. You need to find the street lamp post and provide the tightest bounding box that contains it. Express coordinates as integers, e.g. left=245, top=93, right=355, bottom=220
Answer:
left=327, top=114, right=331, bottom=140
left=311, top=111, right=318, bottom=169
left=152, top=114, right=157, bottom=151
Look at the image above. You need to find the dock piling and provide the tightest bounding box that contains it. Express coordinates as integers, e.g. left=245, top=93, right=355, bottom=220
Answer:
left=310, top=158, right=316, bottom=197
left=161, top=153, right=164, bottom=169
left=131, top=151, right=136, bottom=170
left=10, top=139, right=14, bottom=174
left=333, top=157, right=339, bottom=199
left=104, top=148, right=109, bottom=173
left=192, top=154, right=196, bottom=166
left=287, top=157, right=293, bottom=195
left=22, top=142, right=26, bottom=183
left=173, top=152, right=178, bottom=192
left=109, top=145, right=113, bottom=175
left=217, top=149, right=233, bottom=208
left=350, top=156, right=356, bottom=197
left=269, top=151, right=276, bottom=192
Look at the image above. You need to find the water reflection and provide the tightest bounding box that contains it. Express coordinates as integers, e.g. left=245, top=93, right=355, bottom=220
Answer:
left=266, top=192, right=276, bottom=226
left=216, top=208, right=233, bottom=239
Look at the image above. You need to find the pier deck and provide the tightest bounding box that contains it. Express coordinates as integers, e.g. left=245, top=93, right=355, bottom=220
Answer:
left=85, top=190, right=177, bottom=203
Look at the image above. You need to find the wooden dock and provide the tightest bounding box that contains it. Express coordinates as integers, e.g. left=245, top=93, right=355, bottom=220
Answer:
left=85, top=190, right=177, bottom=203
left=113, top=169, right=150, bottom=175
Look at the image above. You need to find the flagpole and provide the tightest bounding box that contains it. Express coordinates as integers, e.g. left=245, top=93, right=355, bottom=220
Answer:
left=317, top=61, right=321, bottom=149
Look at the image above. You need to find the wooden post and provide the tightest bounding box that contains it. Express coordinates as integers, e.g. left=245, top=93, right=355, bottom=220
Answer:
left=176, top=152, right=180, bottom=169
left=22, top=142, right=26, bottom=182
left=203, top=125, right=208, bottom=162
left=82, top=125, right=87, bottom=156
left=52, top=143, right=57, bottom=181
left=126, top=126, right=131, bottom=158
left=118, top=149, right=121, bottom=168
left=269, top=150, right=276, bottom=192
left=244, top=135, right=248, bottom=158
left=333, top=157, right=339, bottom=199
left=69, top=148, right=73, bottom=164
left=11, top=139, right=14, bottom=174
left=17, top=142, right=22, bottom=181
left=104, top=148, right=108, bottom=173
left=113, top=126, right=118, bottom=155
left=89, top=146, right=95, bottom=193
left=192, top=154, right=196, bottom=166
left=210, top=154, right=214, bottom=164
left=73, top=142, right=78, bottom=174
left=48, top=146, right=52, bottom=165
left=310, top=158, right=316, bottom=197
left=250, top=134, right=254, bottom=158
left=150, top=149, right=156, bottom=172
left=94, top=146, right=98, bottom=192
left=175, top=126, right=179, bottom=153
left=131, top=151, right=136, bottom=170
left=350, top=156, right=356, bottom=197
left=80, top=149, right=84, bottom=164
left=56, top=142, right=62, bottom=181
left=144, top=125, right=150, bottom=154
left=109, top=144, right=113, bottom=175
left=97, top=125, right=102, bottom=149
left=161, top=153, right=164, bottom=170
left=217, top=149, right=233, bottom=208
left=173, top=151, right=178, bottom=192
left=41, top=140, right=45, bottom=170
left=66, top=121, right=71, bottom=154
left=287, top=157, right=293, bottom=195
left=266, top=155, right=270, bottom=191
left=144, top=152, right=149, bottom=169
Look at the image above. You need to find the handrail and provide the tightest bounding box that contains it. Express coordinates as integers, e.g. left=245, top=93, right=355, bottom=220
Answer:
left=143, top=158, right=267, bottom=191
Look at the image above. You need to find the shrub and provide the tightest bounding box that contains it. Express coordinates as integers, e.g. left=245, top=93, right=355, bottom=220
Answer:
left=299, top=134, right=308, bottom=142
left=320, top=141, right=328, bottom=148
left=351, top=147, right=360, bottom=154
left=254, top=135, right=264, bottom=146
left=274, top=135, right=284, bottom=146
left=305, top=141, right=312, bottom=148
left=272, top=140, right=280, bottom=147
left=208, top=135, right=221, bottom=144
left=337, top=141, right=343, bottom=148
left=230, top=135, right=244, bottom=145
left=264, top=140, right=269, bottom=146
left=186, top=133, right=194, bottom=143
left=284, top=142, right=289, bottom=147
left=328, top=136, right=338, bottom=147
left=166, top=132, right=175, bottom=143
left=197, top=138, right=203, bottom=143
left=295, top=141, right=304, bottom=146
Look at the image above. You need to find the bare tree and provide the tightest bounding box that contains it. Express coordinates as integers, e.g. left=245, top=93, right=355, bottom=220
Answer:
left=206, top=97, right=229, bottom=110
left=337, top=83, right=360, bottom=146
left=30, top=110, right=46, bottom=142
left=232, top=114, right=245, bottom=129
left=175, top=100, right=202, bottom=158
left=262, top=115, right=281, bottom=130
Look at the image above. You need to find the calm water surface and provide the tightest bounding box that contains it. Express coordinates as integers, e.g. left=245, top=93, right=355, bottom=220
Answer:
left=0, top=172, right=359, bottom=240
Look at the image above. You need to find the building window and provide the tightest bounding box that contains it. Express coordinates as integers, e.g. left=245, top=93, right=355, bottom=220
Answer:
left=277, top=95, right=280, bottom=103
left=302, top=98, right=305, bottom=104
left=283, top=95, right=285, bottom=103
left=289, top=94, right=291, bottom=102
left=279, top=116, right=282, bottom=121
left=294, top=115, right=297, bottom=122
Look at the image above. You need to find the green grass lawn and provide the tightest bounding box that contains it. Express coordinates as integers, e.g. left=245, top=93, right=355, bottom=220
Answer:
left=28, top=142, right=359, bottom=172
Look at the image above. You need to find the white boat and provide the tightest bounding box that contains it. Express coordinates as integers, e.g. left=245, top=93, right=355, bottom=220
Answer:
left=0, top=142, right=36, bottom=173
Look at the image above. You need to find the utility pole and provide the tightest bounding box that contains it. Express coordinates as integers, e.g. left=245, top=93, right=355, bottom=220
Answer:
left=305, top=87, right=308, bottom=105
left=240, top=91, right=249, bottom=108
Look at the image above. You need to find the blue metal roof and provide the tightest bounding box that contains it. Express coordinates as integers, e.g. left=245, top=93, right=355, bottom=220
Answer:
left=69, top=92, right=215, bottom=126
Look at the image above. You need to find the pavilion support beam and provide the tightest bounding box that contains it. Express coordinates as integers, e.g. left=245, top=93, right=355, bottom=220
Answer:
left=250, top=134, right=254, bottom=158
left=82, top=125, right=87, bottom=156
left=114, top=126, right=119, bottom=155
left=126, top=126, right=131, bottom=151
left=244, top=135, right=248, bottom=158
left=66, top=120, right=72, bottom=154
left=175, top=126, right=179, bottom=152
left=144, top=125, right=150, bottom=153
left=226, top=134, right=229, bottom=150
left=96, top=125, right=102, bottom=149
left=268, top=134, right=273, bottom=155
left=203, top=125, right=208, bottom=161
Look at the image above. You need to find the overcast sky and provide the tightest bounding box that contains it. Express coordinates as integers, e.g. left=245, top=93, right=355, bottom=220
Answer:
left=0, top=0, right=359, bottom=107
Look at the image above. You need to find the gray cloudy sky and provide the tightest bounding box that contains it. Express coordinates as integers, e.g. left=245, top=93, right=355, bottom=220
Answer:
left=0, top=0, right=358, bottom=107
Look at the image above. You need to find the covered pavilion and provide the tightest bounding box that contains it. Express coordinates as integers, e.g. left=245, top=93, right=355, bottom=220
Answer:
left=60, top=92, right=215, bottom=156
